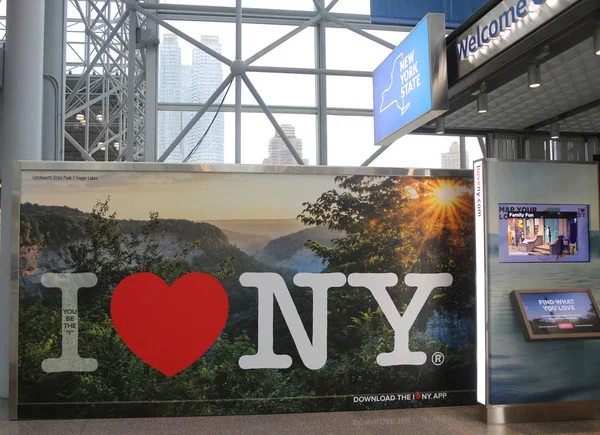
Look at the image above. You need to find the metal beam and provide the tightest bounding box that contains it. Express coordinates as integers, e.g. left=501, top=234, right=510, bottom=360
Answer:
left=361, top=144, right=389, bottom=167
left=86, top=0, right=129, bottom=49
left=235, top=0, right=242, bottom=164
left=157, top=102, right=373, bottom=116
left=326, top=0, right=341, bottom=12
left=135, top=4, right=232, bottom=66
left=158, top=74, right=234, bottom=162
left=324, top=13, right=396, bottom=50
left=246, top=65, right=371, bottom=77
left=525, top=98, right=600, bottom=131
left=65, top=131, right=96, bottom=161
left=65, top=12, right=128, bottom=108
left=87, top=73, right=146, bottom=154
left=144, top=0, right=159, bottom=162
left=87, top=34, right=129, bottom=79
left=89, top=94, right=128, bottom=151
left=242, top=74, right=305, bottom=165
left=245, top=13, right=323, bottom=65
left=158, top=11, right=412, bottom=31
left=413, top=125, right=598, bottom=137
left=65, top=81, right=127, bottom=119
left=315, top=0, right=328, bottom=165
left=42, top=0, right=67, bottom=161
left=148, top=4, right=412, bottom=31
left=126, top=6, right=136, bottom=161
left=478, top=136, right=487, bottom=158
left=84, top=0, right=91, bottom=152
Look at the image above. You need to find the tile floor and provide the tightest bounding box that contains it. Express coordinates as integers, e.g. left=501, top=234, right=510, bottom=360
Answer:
left=2, top=400, right=600, bottom=434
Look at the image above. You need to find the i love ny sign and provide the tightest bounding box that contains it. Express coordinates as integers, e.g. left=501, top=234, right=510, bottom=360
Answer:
left=40, top=271, right=453, bottom=377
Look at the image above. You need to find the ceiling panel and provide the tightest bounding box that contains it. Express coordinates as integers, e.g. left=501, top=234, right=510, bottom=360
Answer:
left=545, top=106, right=600, bottom=133
left=445, top=37, right=600, bottom=133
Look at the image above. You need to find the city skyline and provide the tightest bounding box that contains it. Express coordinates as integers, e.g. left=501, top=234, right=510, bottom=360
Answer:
left=155, top=21, right=483, bottom=169
left=159, top=34, right=225, bottom=164
left=158, top=34, right=183, bottom=163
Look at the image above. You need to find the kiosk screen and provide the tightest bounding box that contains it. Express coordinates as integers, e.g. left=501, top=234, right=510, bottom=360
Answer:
left=511, top=289, right=600, bottom=341
left=498, top=204, right=589, bottom=263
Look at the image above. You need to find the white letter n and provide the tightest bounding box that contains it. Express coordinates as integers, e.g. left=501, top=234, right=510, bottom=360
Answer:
left=238, top=272, right=345, bottom=370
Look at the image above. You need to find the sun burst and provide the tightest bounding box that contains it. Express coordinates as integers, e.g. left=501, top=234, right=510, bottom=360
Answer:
left=411, top=179, right=473, bottom=238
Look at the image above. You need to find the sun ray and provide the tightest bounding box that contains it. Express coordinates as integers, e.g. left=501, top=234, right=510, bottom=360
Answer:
left=408, top=179, right=474, bottom=243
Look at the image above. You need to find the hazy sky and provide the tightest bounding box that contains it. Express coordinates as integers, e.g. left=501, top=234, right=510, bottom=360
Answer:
left=47, top=0, right=483, bottom=168
left=156, top=0, right=484, bottom=167
left=0, top=1, right=483, bottom=167
left=21, top=170, right=342, bottom=221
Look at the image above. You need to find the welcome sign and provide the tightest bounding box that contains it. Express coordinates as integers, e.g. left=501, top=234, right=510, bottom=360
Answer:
left=11, top=163, right=476, bottom=419
left=450, top=0, right=580, bottom=80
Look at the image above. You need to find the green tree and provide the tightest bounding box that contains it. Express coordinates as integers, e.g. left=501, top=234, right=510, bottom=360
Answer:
left=18, top=179, right=477, bottom=418
left=65, top=198, right=235, bottom=319
left=298, top=175, right=475, bottom=321
left=296, top=175, right=476, bottom=395
left=19, top=198, right=238, bottom=410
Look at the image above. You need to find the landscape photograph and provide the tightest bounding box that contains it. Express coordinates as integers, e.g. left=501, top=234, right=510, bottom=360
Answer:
left=17, top=169, right=477, bottom=419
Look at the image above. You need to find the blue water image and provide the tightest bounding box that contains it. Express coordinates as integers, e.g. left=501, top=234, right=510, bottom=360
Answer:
left=488, top=251, right=600, bottom=405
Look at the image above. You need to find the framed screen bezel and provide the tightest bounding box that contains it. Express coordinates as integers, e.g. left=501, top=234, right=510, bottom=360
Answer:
left=511, top=289, right=600, bottom=342
left=499, top=203, right=590, bottom=264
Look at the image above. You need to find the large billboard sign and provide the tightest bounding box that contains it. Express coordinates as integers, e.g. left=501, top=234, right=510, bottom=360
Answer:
left=448, top=0, right=581, bottom=81
left=370, top=0, right=485, bottom=29
left=11, top=162, right=476, bottom=419
left=373, top=14, right=448, bottom=147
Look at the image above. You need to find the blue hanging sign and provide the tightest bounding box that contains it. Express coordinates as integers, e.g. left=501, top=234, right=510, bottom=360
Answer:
left=373, top=14, right=448, bottom=147
left=370, top=0, right=486, bottom=29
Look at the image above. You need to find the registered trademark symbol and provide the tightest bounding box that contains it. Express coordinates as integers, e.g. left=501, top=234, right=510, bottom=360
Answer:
left=432, top=352, right=445, bottom=366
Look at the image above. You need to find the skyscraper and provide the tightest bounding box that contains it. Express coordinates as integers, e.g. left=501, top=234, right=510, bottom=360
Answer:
left=185, top=36, right=225, bottom=163
left=180, top=65, right=194, bottom=160
left=158, top=34, right=225, bottom=163
left=441, top=141, right=469, bottom=169
left=263, top=124, right=306, bottom=165
left=158, top=34, right=183, bottom=163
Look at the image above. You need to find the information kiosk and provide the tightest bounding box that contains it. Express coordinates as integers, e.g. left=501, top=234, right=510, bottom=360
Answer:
left=474, top=159, right=600, bottom=423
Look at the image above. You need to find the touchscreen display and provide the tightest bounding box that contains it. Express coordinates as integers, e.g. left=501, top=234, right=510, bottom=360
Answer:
left=511, top=289, right=600, bottom=341
left=498, top=204, right=589, bottom=263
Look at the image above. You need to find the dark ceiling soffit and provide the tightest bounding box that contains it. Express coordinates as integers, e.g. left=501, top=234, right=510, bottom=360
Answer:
left=413, top=126, right=600, bottom=137
left=525, top=98, right=600, bottom=131
left=446, top=19, right=595, bottom=114
left=446, top=0, right=503, bottom=43
left=444, top=0, right=600, bottom=116
left=448, top=0, right=600, bottom=101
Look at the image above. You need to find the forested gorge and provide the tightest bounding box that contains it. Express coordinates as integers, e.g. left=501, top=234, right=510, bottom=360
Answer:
left=18, top=176, right=477, bottom=418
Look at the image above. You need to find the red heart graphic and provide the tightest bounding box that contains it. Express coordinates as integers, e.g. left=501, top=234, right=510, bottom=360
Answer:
left=111, top=272, right=229, bottom=377
left=415, top=393, right=422, bottom=400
